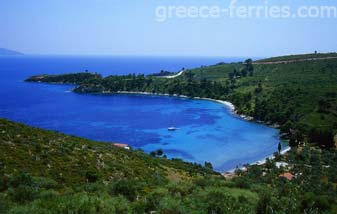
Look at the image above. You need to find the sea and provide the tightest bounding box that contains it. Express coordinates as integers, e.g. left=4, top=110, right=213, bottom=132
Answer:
left=0, top=55, right=282, bottom=172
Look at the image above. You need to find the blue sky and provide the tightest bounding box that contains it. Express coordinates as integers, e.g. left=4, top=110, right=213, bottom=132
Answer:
left=0, top=0, right=336, bottom=57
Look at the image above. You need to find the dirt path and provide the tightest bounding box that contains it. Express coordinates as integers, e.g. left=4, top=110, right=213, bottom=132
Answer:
left=160, top=70, right=185, bottom=79
left=253, top=56, right=337, bottom=65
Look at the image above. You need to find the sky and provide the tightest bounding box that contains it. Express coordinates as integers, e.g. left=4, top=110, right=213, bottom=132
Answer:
left=0, top=0, right=337, bottom=57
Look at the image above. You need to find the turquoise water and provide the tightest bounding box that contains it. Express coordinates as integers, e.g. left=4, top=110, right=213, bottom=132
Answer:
left=0, top=56, right=281, bottom=172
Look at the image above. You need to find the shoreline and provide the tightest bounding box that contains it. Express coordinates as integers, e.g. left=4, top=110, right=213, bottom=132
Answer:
left=224, top=147, right=291, bottom=174
left=74, top=88, right=289, bottom=174
left=114, top=91, right=248, bottom=119
left=113, top=90, right=289, bottom=174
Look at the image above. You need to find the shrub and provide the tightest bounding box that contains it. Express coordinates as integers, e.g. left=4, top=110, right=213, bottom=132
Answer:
left=8, top=185, right=36, bottom=204
left=157, top=196, right=186, bottom=214
left=108, top=180, right=144, bottom=201
left=33, top=177, right=58, bottom=190
left=0, top=194, right=10, bottom=214
left=55, top=193, right=117, bottom=214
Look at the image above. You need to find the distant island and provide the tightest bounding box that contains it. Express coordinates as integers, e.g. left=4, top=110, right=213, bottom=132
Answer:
left=0, top=48, right=24, bottom=56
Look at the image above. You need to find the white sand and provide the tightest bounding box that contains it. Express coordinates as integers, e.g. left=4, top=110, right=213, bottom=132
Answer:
left=113, top=90, right=288, bottom=174
left=225, top=147, right=291, bottom=174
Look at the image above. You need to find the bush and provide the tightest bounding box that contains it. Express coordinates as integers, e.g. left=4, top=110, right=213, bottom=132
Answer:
left=8, top=185, right=36, bottom=203
left=194, top=188, right=252, bottom=214
left=256, top=191, right=272, bottom=214
left=234, top=177, right=251, bottom=189
left=0, top=194, right=10, bottom=214
left=55, top=193, right=125, bottom=214
left=37, top=190, right=59, bottom=201
left=308, top=128, right=334, bottom=148
left=108, top=180, right=144, bottom=201
left=8, top=172, right=33, bottom=188
left=157, top=196, right=186, bottom=214
left=33, top=177, right=58, bottom=190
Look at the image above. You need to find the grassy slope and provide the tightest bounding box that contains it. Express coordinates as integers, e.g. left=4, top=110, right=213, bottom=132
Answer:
left=187, top=58, right=337, bottom=132
left=0, top=119, right=260, bottom=213
left=256, top=52, right=337, bottom=62
left=1, top=120, right=336, bottom=213
left=0, top=119, right=216, bottom=186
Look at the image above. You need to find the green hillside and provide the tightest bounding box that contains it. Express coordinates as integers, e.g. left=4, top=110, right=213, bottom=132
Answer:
left=189, top=58, right=337, bottom=148
left=0, top=119, right=217, bottom=185
left=26, top=54, right=337, bottom=148
left=256, top=52, right=337, bottom=63
left=0, top=119, right=258, bottom=213
left=18, top=53, right=337, bottom=213
left=1, top=119, right=337, bottom=213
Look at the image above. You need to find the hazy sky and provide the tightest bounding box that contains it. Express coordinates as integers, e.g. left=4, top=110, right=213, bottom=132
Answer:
left=1, top=0, right=337, bottom=57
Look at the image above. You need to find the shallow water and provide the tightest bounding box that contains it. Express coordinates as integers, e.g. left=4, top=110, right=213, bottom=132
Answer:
left=0, top=56, right=282, bottom=171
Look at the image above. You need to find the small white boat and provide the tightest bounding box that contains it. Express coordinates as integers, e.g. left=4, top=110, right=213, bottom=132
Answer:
left=168, top=127, right=178, bottom=131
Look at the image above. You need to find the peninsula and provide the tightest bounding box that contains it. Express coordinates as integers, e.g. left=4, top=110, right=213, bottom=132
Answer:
left=0, top=53, right=336, bottom=213
left=26, top=53, right=337, bottom=149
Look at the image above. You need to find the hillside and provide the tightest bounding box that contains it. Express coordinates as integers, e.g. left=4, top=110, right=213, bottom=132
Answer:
left=0, top=119, right=259, bottom=213
left=186, top=58, right=337, bottom=148
left=0, top=48, right=23, bottom=56
left=1, top=120, right=336, bottom=213
left=4, top=53, right=337, bottom=212
left=0, top=119, right=216, bottom=185
left=255, top=52, right=337, bottom=63
left=26, top=54, right=337, bottom=148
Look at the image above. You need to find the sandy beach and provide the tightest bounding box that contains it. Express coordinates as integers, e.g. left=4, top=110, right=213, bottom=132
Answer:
left=225, top=147, right=291, bottom=174
left=115, top=91, right=255, bottom=122
left=114, top=90, right=289, bottom=174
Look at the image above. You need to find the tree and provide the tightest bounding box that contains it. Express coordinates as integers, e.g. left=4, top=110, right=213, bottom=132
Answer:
left=8, top=172, right=36, bottom=203
left=308, top=128, right=335, bottom=149
left=204, top=162, right=213, bottom=171
left=256, top=191, right=273, bottom=214
left=109, top=180, right=144, bottom=201
left=156, top=149, right=164, bottom=156
left=245, top=58, right=253, bottom=64
left=185, top=71, right=195, bottom=82
left=255, top=82, right=263, bottom=93
left=244, top=58, right=254, bottom=76
left=86, top=170, right=99, bottom=183
left=0, top=162, right=5, bottom=191
left=278, top=142, right=282, bottom=154
left=241, top=68, right=248, bottom=77
left=317, top=98, right=330, bottom=113
left=228, top=72, right=234, bottom=80
left=289, top=137, right=299, bottom=148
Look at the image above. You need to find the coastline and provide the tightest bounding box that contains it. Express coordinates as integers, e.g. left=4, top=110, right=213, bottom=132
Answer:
left=224, top=147, right=291, bottom=174
left=113, top=90, right=289, bottom=174
left=114, top=91, right=243, bottom=118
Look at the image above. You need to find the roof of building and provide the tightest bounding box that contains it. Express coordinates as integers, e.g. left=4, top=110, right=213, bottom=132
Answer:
left=279, top=172, right=294, bottom=181
left=113, top=143, right=129, bottom=148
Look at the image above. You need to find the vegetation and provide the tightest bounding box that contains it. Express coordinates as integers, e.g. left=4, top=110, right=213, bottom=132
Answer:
left=234, top=146, right=337, bottom=214
left=26, top=55, right=337, bottom=148
left=256, top=52, right=337, bottom=63
left=20, top=53, right=337, bottom=213
left=148, top=70, right=178, bottom=77
left=0, top=119, right=253, bottom=213
left=1, top=119, right=336, bottom=213
left=26, top=72, right=102, bottom=84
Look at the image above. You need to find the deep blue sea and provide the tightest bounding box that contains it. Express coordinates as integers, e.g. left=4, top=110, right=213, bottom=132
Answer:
left=0, top=55, right=282, bottom=172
